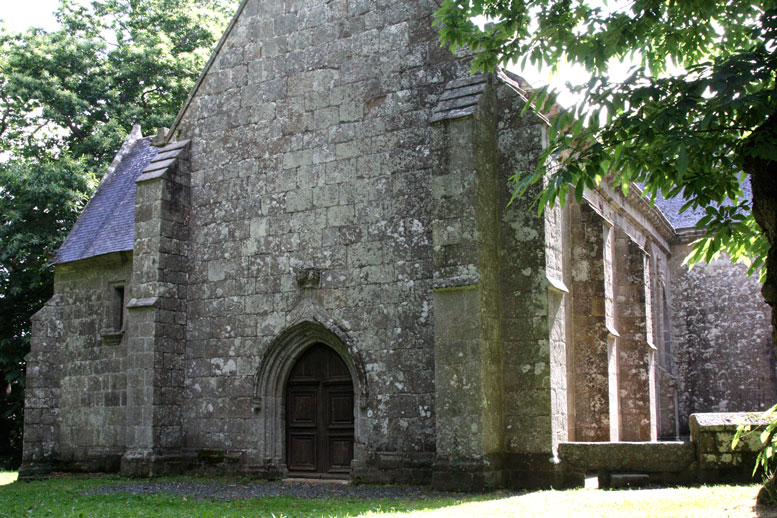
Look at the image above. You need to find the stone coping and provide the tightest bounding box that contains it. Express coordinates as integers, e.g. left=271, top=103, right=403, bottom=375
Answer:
left=690, top=412, right=770, bottom=432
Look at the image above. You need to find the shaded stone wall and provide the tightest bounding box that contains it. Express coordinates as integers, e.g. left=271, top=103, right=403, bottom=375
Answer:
left=654, top=254, right=681, bottom=440
left=170, top=0, right=469, bottom=479
left=614, top=232, right=653, bottom=441
left=36, top=253, right=131, bottom=472
left=669, top=242, right=777, bottom=434
left=495, top=82, right=562, bottom=486
left=21, top=295, right=63, bottom=477
left=558, top=441, right=696, bottom=487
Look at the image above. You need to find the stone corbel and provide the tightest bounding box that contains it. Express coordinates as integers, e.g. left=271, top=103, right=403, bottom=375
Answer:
left=100, top=329, right=124, bottom=346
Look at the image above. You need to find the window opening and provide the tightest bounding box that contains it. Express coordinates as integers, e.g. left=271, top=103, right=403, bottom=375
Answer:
left=113, top=285, right=125, bottom=331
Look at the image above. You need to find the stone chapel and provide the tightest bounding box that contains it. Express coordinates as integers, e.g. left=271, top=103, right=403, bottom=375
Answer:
left=20, top=0, right=777, bottom=488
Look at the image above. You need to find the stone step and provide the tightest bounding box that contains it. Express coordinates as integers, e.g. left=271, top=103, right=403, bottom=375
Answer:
left=282, top=478, right=349, bottom=485
left=610, top=473, right=651, bottom=488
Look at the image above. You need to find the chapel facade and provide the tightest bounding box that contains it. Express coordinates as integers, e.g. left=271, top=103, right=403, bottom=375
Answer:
left=20, top=0, right=776, bottom=488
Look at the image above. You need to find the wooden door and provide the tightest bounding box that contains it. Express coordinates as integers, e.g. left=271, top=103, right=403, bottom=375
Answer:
left=286, top=343, right=354, bottom=476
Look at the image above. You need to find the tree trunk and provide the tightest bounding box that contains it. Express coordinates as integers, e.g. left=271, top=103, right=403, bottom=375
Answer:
left=745, top=115, right=777, bottom=346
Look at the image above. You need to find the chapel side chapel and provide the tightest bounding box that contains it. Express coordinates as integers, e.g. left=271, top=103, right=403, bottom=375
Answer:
left=20, top=0, right=777, bottom=488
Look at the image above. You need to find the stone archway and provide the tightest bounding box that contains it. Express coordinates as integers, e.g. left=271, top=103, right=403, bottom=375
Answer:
left=253, top=320, right=367, bottom=476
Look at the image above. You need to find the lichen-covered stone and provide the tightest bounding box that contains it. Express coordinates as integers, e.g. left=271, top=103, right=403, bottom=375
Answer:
left=20, top=0, right=777, bottom=489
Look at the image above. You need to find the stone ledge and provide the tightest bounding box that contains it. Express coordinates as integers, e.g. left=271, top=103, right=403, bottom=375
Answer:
left=690, top=412, right=769, bottom=433
left=432, top=274, right=479, bottom=290
left=559, top=441, right=695, bottom=472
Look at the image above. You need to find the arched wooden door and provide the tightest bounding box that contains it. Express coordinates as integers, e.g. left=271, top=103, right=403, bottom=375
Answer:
left=285, top=343, right=354, bottom=477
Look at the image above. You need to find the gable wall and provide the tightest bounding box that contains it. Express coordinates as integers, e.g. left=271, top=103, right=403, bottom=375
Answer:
left=172, top=0, right=469, bottom=475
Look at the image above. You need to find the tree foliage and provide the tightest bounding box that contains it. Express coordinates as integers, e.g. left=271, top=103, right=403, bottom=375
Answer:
left=0, top=0, right=237, bottom=467
left=0, top=158, right=94, bottom=466
left=1, top=0, right=236, bottom=165
left=434, top=0, right=777, bottom=278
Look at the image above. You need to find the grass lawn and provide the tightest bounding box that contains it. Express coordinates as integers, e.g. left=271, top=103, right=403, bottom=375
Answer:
left=0, top=473, right=772, bottom=518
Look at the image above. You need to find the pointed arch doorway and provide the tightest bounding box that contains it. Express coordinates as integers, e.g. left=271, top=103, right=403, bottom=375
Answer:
left=285, top=343, right=354, bottom=477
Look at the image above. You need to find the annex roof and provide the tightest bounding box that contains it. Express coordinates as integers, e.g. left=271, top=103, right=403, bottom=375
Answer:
left=54, top=127, right=158, bottom=264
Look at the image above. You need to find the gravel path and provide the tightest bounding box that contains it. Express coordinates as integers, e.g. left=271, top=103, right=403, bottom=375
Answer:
left=86, top=479, right=470, bottom=501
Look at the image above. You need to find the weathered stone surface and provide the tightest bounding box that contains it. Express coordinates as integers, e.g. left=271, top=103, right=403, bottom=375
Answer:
left=670, top=243, right=777, bottom=435
left=21, top=0, right=777, bottom=490
left=690, top=412, right=767, bottom=483
left=570, top=203, right=611, bottom=442
left=558, top=441, right=696, bottom=487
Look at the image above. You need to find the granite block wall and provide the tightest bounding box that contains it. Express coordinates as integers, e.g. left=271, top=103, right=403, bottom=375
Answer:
left=169, top=0, right=470, bottom=478
left=614, top=231, right=653, bottom=441
left=32, top=253, right=132, bottom=473
left=570, top=203, right=610, bottom=441
left=670, top=242, right=777, bottom=434
left=21, top=295, right=63, bottom=477
left=494, top=81, right=564, bottom=486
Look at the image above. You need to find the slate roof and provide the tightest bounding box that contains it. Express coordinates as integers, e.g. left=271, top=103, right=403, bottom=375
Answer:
left=54, top=135, right=158, bottom=264
left=651, top=181, right=753, bottom=231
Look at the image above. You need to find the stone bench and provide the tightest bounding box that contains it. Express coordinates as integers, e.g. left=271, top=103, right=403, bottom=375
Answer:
left=558, top=441, right=696, bottom=487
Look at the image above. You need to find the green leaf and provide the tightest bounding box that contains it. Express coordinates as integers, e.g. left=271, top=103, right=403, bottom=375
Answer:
left=677, top=146, right=689, bottom=177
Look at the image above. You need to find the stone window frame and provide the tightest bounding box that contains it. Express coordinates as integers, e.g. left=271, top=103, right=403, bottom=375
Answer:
left=253, top=320, right=368, bottom=476
left=101, top=281, right=126, bottom=346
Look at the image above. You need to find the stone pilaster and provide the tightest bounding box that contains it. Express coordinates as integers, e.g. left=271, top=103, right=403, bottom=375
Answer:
left=121, top=140, right=191, bottom=476
left=570, top=203, right=611, bottom=441
left=614, top=232, right=655, bottom=441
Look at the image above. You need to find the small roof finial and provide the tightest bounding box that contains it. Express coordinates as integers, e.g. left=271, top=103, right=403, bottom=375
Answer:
left=152, top=127, right=169, bottom=146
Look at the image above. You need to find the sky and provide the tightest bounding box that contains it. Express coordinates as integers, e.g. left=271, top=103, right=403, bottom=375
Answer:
left=0, top=1, right=61, bottom=33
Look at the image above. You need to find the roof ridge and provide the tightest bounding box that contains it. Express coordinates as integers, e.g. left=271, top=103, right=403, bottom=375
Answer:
left=162, top=0, right=251, bottom=145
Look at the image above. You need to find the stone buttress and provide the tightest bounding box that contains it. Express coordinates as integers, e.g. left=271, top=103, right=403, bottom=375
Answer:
left=429, top=72, right=570, bottom=488
left=121, top=140, right=192, bottom=476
